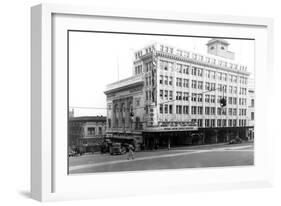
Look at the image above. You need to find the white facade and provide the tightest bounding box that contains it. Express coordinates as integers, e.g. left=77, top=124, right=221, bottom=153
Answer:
left=105, top=39, right=253, bottom=144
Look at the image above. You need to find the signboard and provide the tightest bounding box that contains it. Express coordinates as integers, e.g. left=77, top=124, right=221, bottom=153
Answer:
left=145, top=121, right=198, bottom=132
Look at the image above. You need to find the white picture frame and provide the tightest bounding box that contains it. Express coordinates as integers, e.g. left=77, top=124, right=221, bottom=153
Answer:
left=31, top=3, right=274, bottom=202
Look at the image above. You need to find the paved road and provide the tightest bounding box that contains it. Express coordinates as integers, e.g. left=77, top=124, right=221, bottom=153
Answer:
left=69, top=142, right=254, bottom=174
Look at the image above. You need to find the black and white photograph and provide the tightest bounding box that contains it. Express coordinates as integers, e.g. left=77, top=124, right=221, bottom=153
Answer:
left=67, top=31, right=255, bottom=174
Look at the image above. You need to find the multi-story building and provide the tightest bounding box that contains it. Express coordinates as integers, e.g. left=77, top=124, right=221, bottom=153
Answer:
left=247, top=89, right=255, bottom=140
left=68, top=116, right=107, bottom=153
left=104, top=39, right=253, bottom=150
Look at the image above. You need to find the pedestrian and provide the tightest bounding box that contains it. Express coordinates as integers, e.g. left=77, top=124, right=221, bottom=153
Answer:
left=127, top=144, right=134, bottom=160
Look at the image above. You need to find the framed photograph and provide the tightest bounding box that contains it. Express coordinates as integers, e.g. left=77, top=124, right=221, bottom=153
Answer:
left=31, top=3, right=274, bottom=201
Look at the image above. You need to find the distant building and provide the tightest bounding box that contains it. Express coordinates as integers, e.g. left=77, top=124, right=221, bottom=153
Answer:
left=68, top=116, right=106, bottom=153
left=105, top=39, right=253, bottom=150
left=247, top=89, right=255, bottom=140
left=69, top=109, right=75, bottom=118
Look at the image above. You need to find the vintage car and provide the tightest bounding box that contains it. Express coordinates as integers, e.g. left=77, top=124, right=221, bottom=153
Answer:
left=229, top=137, right=243, bottom=144
left=109, top=143, right=126, bottom=155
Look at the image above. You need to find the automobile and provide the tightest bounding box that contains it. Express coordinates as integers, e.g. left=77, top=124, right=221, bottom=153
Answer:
left=229, top=137, right=243, bottom=144
left=109, top=143, right=126, bottom=155
left=68, top=150, right=77, bottom=157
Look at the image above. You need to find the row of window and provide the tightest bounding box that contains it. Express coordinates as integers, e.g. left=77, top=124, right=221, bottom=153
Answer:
left=174, top=92, right=245, bottom=105
left=159, top=90, right=173, bottom=100
left=159, top=104, right=173, bottom=114
left=159, top=75, right=173, bottom=85
left=135, top=65, right=142, bottom=75
left=159, top=60, right=247, bottom=84
left=176, top=78, right=190, bottom=87
left=160, top=104, right=247, bottom=116
left=87, top=127, right=103, bottom=135
left=159, top=45, right=247, bottom=72
left=172, top=80, right=246, bottom=95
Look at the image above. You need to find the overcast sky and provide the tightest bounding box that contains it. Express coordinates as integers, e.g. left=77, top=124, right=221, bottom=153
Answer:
left=69, top=32, right=255, bottom=117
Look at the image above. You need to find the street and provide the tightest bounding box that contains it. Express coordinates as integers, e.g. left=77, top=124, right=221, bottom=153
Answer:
left=69, top=142, right=254, bottom=174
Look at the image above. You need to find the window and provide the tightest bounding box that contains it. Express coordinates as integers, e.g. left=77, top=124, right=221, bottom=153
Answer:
left=183, top=106, right=189, bottom=114
left=205, top=94, right=210, bottom=103
left=251, top=99, right=254, bottom=107
left=198, top=107, right=203, bottom=115
left=192, top=80, right=197, bottom=89
left=223, top=119, right=227, bottom=127
left=177, top=64, right=182, bottom=73
left=197, top=94, right=203, bottom=102
left=211, top=119, right=215, bottom=127
left=159, top=104, right=163, bottom=114
left=206, top=70, right=211, bottom=78
left=183, top=65, right=189, bottom=74
left=169, top=105, right=173, bottom=114
left=178, top=92, right=182, bottom=100
left=217, top=119, right=222, bottom=127
left=210, top=95, right=215, bottom=103
left=176, top=105, right=182, bottom=114
left=233, top=108, right=237, bottom=115
left=211, top=107, right=216, bottom=115
left=205, top=119, right=210, bottom=127
left=205, top=82, right=210, bottom=90
left=176, top=78, right=182, bottom=87
left=98, top=127, right=102, bottom=135
left=164, top=76, right=168, bottom=85
left=191, top=67, right=197, bottom=75
left=228, top=119, right=232, bottom=127
left=191, top=106, right=197, bottom=114
left=251, top=112, right=254, bottom=120
left=176, top=92, right=182, bottom=100
left=192, top=93, right=197, bottom=102
left=164, top=104, right=168, bottom=114
left=205, top=107, right=210, bottom=115
left=211, top=83, right=216, bottom=91
left=228, top=97, right=232, bottom=104
left=169, top=77, right=173, bottom=85
left=183, top=79, right=189, bottom=88
left=159, top=75, right=164, bottom=84
left=198, top=81, right=203, bottom=90
left=87, top=127, right=95, bottom=135
left=197, top=68, right=203, bottom=76
left=218, top=72, right=222, bottom=80
left=183, top=92, right=189, bottom=101
left=217, top=107, right=222, bottom=115
left=222, top=108, right=226, bottom=115
left=164, top=90, right=168, bottom=99
left=169, top=91, right=173, bottom=100
left=229, top=108, right=232, bottom=115
left=229, top=86, right=233, bottom=94
left=198, top=119, right=203, bottom=127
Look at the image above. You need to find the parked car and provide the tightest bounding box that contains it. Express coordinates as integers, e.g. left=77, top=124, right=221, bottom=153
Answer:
left=68, top=150, right=77, bottom=157
left=229, top=137, right=243, bottom=144
left=109, top=143, right=126, bottom=155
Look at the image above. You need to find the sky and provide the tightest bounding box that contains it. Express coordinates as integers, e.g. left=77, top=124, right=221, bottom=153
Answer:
left=69, top=31, right=255, bottom=117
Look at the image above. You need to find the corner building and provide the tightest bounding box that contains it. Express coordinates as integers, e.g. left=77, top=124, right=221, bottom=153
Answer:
left=105, top=39, right=253, bottom=150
